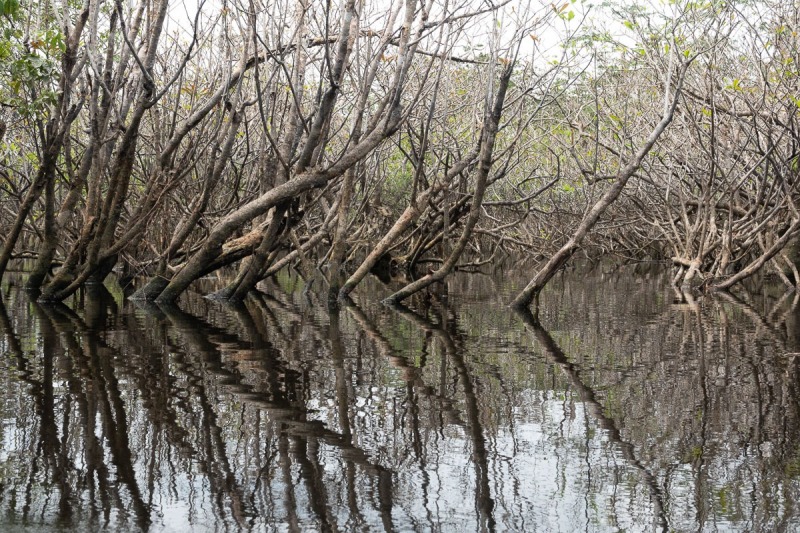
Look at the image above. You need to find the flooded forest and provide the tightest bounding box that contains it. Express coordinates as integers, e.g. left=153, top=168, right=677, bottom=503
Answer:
left=1, top=0, right=800, bottom=530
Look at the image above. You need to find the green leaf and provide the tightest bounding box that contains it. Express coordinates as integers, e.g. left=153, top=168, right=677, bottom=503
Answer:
left=0, top=0, right=20, bottom=17
left=726, top=78, right=742, bottom=91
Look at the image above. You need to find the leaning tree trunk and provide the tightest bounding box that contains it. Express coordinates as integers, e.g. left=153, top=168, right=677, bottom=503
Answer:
left=711, top=218, right=800, bottom=291
left=151, top=10, right=420, bottom=304
left=337, top=151, right=476, bottom=299
left=229, top=0, right=359, bottom=302
left=337, top=54, right=465, bottom=300
left=383, top=59, right=514, bottom=305
left=510, top=61, right=690, bottom=310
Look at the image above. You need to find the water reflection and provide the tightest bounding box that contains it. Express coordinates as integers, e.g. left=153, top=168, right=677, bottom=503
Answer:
left=516, top=307, right=668, bottom=531
left=1, top=269, right=800, bottom=531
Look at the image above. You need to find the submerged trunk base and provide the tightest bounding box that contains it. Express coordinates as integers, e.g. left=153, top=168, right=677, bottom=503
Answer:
left=130, top=276, right=170, bottom=301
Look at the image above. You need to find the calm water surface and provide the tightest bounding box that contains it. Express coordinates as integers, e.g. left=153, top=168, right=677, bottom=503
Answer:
left=1, top=266, right=800, bottom=532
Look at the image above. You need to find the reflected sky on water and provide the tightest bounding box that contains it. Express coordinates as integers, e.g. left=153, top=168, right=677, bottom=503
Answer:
left=1, top=264, right=799, bottom=532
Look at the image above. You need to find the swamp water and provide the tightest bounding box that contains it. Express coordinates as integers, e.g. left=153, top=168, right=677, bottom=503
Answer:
left=1, top=266, right=800, bottom=532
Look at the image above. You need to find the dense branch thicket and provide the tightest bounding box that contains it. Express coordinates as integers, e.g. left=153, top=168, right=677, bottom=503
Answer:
left=0, top=0, right=798, bottom=308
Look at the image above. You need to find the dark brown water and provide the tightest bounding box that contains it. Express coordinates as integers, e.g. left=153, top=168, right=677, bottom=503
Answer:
left=1, top=266, right=800, bottom=532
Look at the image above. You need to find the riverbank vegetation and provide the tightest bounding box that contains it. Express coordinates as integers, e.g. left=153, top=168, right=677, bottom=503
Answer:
left=0, top=0, right=798, bottom=308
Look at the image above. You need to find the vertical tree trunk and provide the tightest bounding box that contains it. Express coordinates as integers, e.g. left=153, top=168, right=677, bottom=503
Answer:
left=0, top=147, right=61, bottom=277
left=328, top=166, right=358, bottom=300
left=25, top=165, right=56, bottom=289
left=38, top=0, right=170, bottom=301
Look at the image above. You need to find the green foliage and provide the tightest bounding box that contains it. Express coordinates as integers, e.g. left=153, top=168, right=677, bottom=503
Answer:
left=724, top=77, right=742, bottom=92
left=0, top=0, right=19, bottom=17
left=1, top=11, right=65, bottom=118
